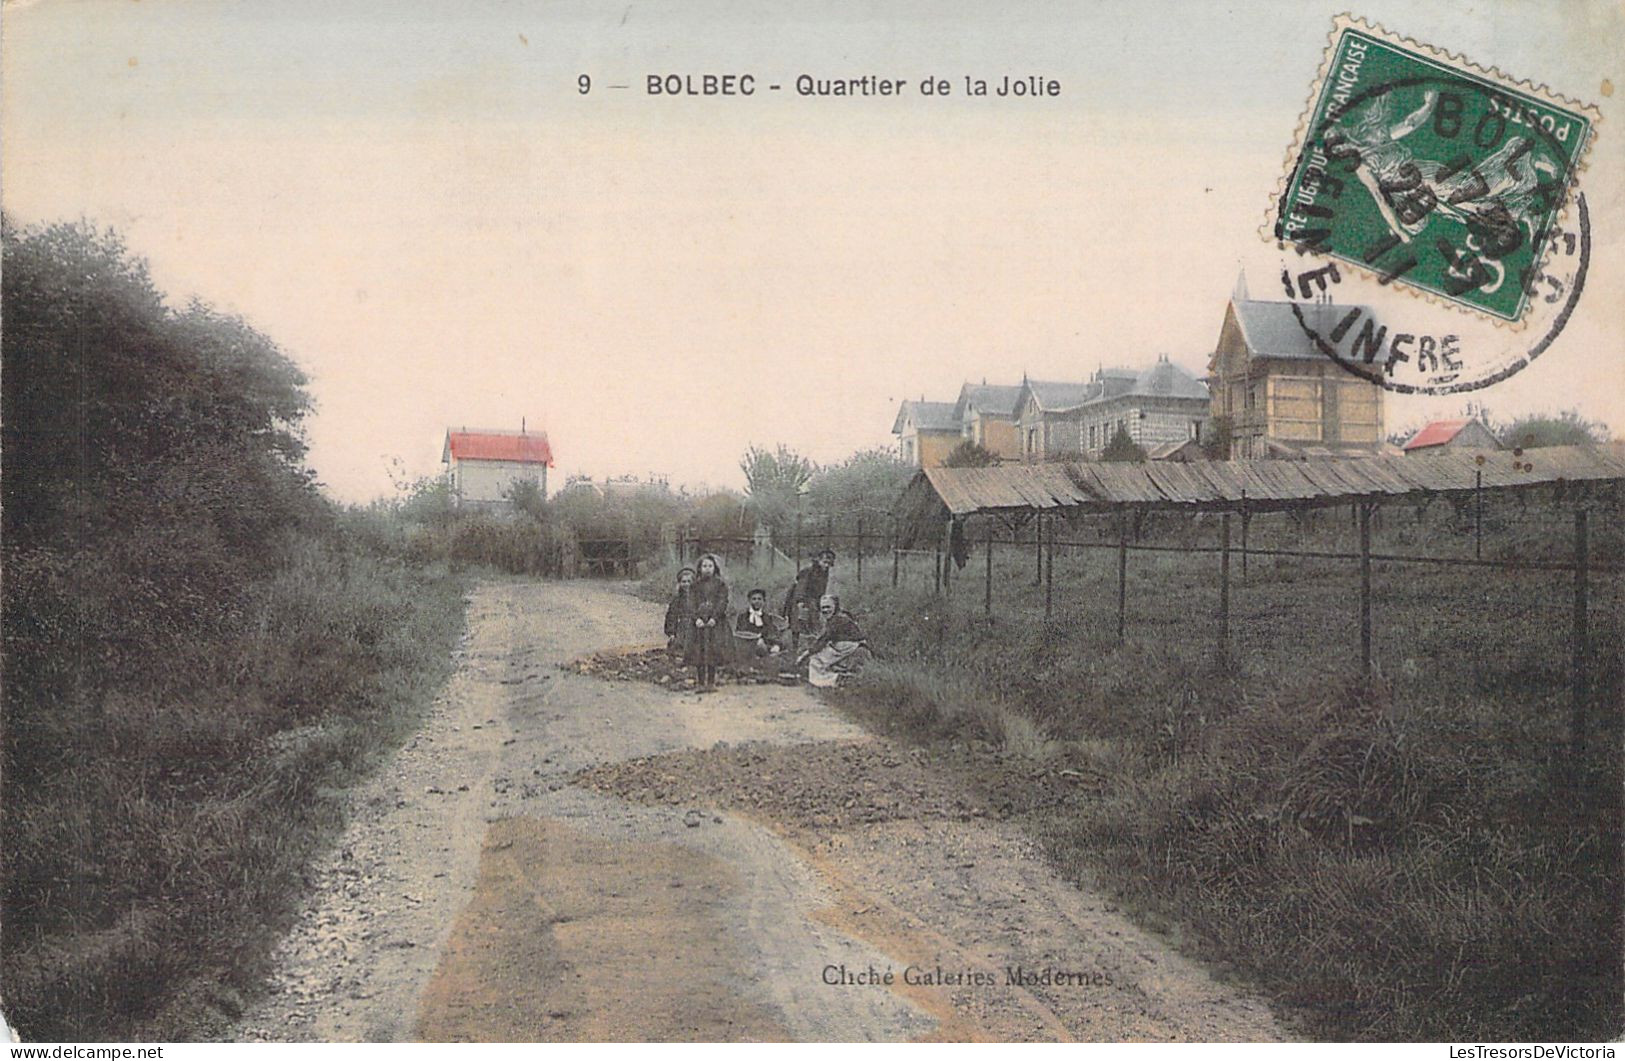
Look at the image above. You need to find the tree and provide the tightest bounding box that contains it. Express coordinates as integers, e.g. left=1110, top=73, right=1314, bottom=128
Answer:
left=1101, top=424, right=1147, bottom=462
left=1202, top=415, right=1233, bottom=460
left=944, top=440, right=1000, bottom=467
left=1498, top=410, right=1608, bottom=449
left=503, top=477, right=548, bottom=519
left=739, top=444, right=815, bottom=537
left=805, top=446, right=914, bottom=524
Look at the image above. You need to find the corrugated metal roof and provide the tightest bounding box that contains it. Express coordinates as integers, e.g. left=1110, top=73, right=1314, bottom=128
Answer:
left=911, top=445, right=1625, bottom=515
left=444, top=430, right=553, bottom=465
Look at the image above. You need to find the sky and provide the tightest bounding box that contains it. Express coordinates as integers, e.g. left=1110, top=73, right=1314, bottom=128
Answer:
left=4, top=0, right=1622, bottom=501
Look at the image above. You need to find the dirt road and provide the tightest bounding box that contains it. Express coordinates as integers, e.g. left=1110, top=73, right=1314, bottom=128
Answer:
left=235, top=579, right=1287, bottom=1042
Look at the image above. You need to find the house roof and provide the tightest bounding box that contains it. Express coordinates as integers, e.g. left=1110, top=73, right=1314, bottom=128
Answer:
left=1021, top=379, right=1098, bottom=413
left=892, top=399, right=960, bottom=435
left=954, top=383, right=1023, bottom=420
left=1403, top=419, right=1479, bottom=451
left=1229, top=298, right=1373, bottom=361
left=443, top=429, right=554, bottom=465
left=1127, top=357, right=1210, bottom=401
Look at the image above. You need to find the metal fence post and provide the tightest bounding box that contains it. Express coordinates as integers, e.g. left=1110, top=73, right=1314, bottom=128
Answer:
left=857, top=518, right=864, bottom=584
left=934, top=535, right=942, bottom=595
left=1044, top=515, right=1054, bottom=619
left=1116, top=520, right=1128, bottom=646
left=1220, top=512, right=1231, bottom=647
left=891, top=516, right=900, bottom=589
left=1239, top=489, right=1249, bottom=580
left=1034, top=512, right=1043, bottom=586
left=984, top=519, right=994, bottom=616
left=825, top=514, right=833, bottom=554
left=1474, top=469, right=1484, bottom=560
left=1572, top=507, right=1589, bottom=764
left=1359, top=502, right=1373, bottom=675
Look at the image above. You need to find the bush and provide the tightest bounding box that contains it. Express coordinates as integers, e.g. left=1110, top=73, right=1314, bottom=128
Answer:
left=1, top=218, right=467, bottom=1039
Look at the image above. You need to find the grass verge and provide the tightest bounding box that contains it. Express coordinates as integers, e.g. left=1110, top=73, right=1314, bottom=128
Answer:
left=2, top=538, right=467, bottom=1041
left=819, top=539, right=1622, bottom=1042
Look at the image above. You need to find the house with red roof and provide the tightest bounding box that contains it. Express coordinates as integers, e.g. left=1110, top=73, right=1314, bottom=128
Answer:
left=1402, top=418, right=1500, bottom=455
left=442, top=425, right=554, bottom=507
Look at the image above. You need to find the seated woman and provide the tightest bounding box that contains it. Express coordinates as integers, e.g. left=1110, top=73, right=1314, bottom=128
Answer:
left=732, top=587, right=789, bottom=665
left=806, top=594, right=872, bottom=688
left=664, top=566, right=695, bottom=656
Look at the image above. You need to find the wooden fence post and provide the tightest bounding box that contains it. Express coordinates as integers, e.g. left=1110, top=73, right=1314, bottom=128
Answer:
left=856, top=518, right=864, bottom=584
left=984, top=519, right=994, bottom=616
left=1359, top=502, right=1373, bottom=675
left=825, top=514, right=834, bottom=554
left=1116, top=519, right=1128, bottom=646
left=1219, top=512, right=1231, bottom=647
left=1572, top=507, right=1589, bottom=764
left=934, top=535, right=942, bottom=595
left=795, top=512, right=803, bottom=571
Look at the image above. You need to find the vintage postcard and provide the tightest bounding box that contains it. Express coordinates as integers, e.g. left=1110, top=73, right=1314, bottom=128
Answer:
left=2, top=0, right=1621, bottom=1049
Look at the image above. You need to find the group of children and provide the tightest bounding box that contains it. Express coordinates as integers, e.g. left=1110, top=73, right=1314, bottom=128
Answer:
left=662, top=549, right=872, bottom=690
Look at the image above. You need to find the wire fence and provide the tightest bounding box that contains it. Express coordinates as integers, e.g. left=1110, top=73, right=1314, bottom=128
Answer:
left=674, top=482, right=1622, bottom=768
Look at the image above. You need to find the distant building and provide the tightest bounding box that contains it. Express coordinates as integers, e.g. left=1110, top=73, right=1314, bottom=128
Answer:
left=1076, top=357, right=1210, bottom=459
left=892, top=399, right=961, bottom=467
left=1402, top=418, right=1501, bottom=455
left=1011, top=360, right=1209, bottom=462
left=1147, top=438, right=1207, bottom=462
left=443, top=426, right=553, bottom=507
left=1013, top=379, right=1094, bottom=462
left=952, top=382, right=1024, bottom=460
left=1207, top=273, right=1384, bottom=459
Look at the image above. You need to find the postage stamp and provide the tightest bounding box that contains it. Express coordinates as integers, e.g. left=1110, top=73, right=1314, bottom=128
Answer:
left=1269, top=15, right=1599, bottom=325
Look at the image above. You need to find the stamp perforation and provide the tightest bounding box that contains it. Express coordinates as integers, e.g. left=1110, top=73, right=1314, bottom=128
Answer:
left=1262, top=13, right=1603, bottom=329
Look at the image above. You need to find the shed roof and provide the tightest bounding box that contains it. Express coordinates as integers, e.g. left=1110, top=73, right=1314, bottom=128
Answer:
left=443, top=429, right=554, bottom=465
left=903, top=445, right=1625, bottom=516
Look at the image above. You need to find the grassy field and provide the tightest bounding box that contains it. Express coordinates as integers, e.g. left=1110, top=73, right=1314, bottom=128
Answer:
left=2, top=538, right=467, bottom=1041
left=649, top=496, right=1624, bottom=1041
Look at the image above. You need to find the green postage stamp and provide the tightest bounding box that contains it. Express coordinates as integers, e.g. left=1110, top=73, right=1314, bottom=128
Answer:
left=1270, top=16, right=1599, bottom=323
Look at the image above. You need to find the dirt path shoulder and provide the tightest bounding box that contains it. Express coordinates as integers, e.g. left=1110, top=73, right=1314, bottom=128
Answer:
left=236, top=579, right=1286, bottom=1042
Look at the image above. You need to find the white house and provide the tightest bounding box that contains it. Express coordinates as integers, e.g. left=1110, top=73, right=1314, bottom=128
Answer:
left=442, top=427, right=554, bottom=507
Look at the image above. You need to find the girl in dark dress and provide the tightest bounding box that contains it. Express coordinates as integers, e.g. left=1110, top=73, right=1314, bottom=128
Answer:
left=664, top=566, right=696, bottom=656
left=689, top=553, right=730, bottom=689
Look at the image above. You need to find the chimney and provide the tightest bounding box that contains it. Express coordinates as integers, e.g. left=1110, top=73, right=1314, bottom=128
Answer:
left=521, top=416, right=526, bottom=434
